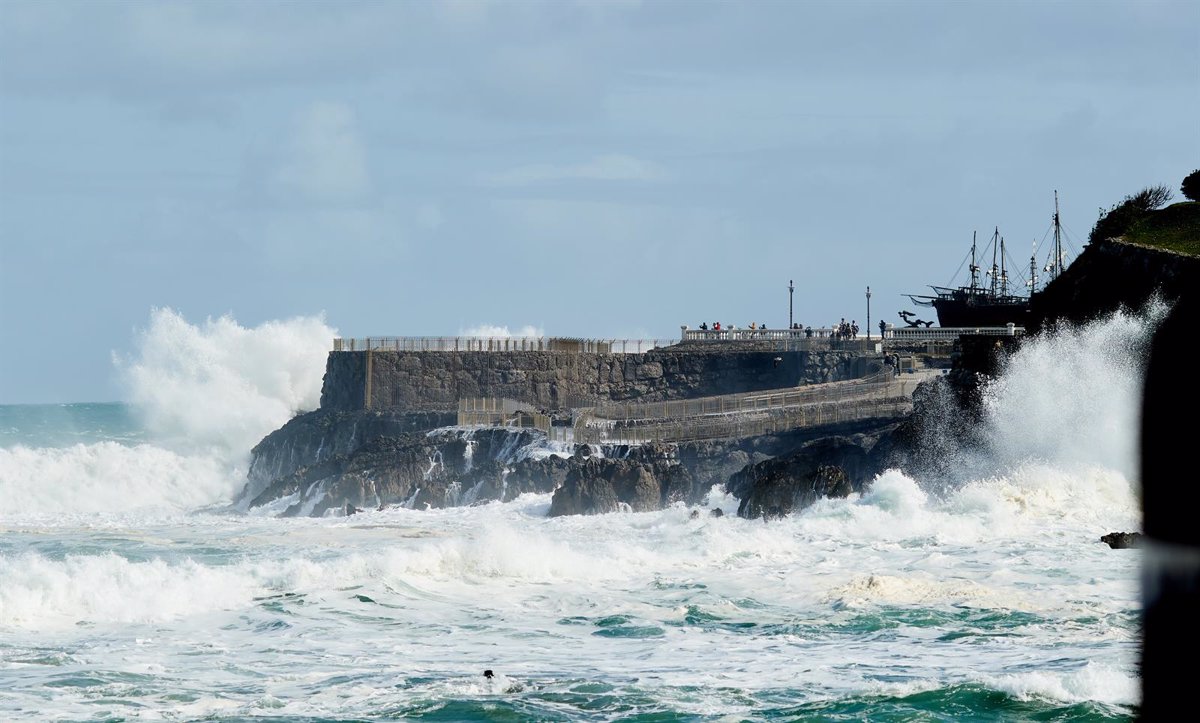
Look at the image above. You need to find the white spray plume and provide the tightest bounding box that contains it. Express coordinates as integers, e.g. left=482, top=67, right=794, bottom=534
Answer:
left=980, top=301, right=1166, bottom=481
left=459, top=324, right=544, bottom=338
left=116, top=308, right=336, bottom=465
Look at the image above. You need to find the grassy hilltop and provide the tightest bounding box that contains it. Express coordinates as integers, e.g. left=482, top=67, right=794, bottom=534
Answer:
left=1120, top=201, right=1200, bottom=256
left=1089, top=171, right=1200, bottom=256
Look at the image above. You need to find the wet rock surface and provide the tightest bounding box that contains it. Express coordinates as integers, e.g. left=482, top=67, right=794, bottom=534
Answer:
left=1101, top=532, right=1144, bottom=549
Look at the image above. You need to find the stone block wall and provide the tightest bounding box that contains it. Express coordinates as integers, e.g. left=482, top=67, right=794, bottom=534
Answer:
left=319, top=346, right=870, bottom=411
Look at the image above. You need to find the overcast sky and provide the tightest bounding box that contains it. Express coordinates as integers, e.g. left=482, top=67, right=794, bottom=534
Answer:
left=1, top=0, right=1197, bottom=403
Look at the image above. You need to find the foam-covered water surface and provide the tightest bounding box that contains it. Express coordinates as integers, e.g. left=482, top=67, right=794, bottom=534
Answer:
left=0, top=308, right=1148, bottom=719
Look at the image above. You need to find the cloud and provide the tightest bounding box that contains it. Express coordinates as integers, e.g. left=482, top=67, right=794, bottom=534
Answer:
left=271, top=102, right=370, bottom=203
left=480, top=154, right=667, bottom=186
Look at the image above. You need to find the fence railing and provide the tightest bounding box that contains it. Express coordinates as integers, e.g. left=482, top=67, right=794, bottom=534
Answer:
left=572, top=396, right=915, bottom=444
left=682, top=327, right=849, bottom=342
left=576, top=370, right=889, bottom=422
left=681, top=325, right=1023, bottom=345
left=334, top=337, right=679, bottom=353
left=338, top=327, right=1023, bottom=353
left=888, top=325, right=1024, bottom=342
left=455, top=371, right=937, bottom=444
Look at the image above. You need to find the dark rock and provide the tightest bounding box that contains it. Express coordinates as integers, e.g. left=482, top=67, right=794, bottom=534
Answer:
left=1030, top=238, right=1200, bottom=333
left=710, top=508, right=724, bottom=518
left=548, top=444, right=699, bottom=516
left=243, top=408, right=456, bottom=502
left=729, top=436, right=876, bottom=519
left=246, top=427, right=561, bottom=517
left=1101, top=531, right=1144, bottom=549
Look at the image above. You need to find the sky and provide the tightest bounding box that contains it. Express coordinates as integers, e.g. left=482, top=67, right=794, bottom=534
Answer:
left=1, top=0, right=1197, bottom=404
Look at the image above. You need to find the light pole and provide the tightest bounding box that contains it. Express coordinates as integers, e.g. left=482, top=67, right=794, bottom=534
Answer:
left=866, top=286, right=872, bottom=340
left=789, top=279, right=794, bottom=330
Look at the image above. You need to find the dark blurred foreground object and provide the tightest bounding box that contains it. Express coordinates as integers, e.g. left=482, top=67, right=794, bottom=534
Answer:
left=1140, top=291, right=1199, bottom=720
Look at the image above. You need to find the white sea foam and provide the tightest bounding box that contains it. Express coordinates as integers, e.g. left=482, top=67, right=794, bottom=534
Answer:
left=0, top=442, right=231, bottom=516
left=980, top=302, right=1164, bottom=481
left=0, top=551, right=261, bottom=629
left=115, top=307, right=334, bottom=465
left=982, top=661, right=1139, bottom=706
left=0, top=306, right=1152, bottom=719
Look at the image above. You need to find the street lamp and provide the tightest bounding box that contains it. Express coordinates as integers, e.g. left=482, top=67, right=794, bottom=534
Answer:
left=789, top=279, right=794, bottom=330
left=866, top=286, right=872, bottom=340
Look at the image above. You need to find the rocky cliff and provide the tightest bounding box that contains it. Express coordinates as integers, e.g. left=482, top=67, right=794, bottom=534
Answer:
left=1029, top=237, right=1200, bottom=331
left=244, top=230, right=1199, bottom=520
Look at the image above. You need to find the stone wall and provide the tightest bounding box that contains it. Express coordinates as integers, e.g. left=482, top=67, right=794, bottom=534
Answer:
left=320, top=345, right=876, bottom=411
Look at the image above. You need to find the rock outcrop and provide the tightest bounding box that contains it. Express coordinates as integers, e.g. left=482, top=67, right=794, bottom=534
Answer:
left=548, top=444, right=700, bottom=516
left=1030, top=238, right=1200, bottom=333
left=1100, top=532, right=1144, bottom=549
left=727, top=435, right=885, bottom=519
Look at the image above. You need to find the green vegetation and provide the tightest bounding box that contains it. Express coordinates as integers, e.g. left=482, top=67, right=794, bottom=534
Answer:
left=1121, top=201, right=1200, bottom=256
left=1182, top=169, right=1200, bottom=202
left=1089, top=170, right=1200, bottom=255
left=1089, top=184, right=1174, bottom=245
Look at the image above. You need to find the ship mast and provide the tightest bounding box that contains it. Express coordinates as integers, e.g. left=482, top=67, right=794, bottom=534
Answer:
left=999, top=235, right=1009, bottom=297
left=1044, top=190, right=1065, bottom=282
left=1028, top=245, right=1038, bottom=296
left=1053, top=190, right=1064, bottom=281
left=969, top=231, right=980, bottom=290
left=989, top=227, right=1000, bottom=297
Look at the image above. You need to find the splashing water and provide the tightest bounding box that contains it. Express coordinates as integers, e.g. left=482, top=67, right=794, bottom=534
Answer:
left=0, top=305, right=1155, bottom=719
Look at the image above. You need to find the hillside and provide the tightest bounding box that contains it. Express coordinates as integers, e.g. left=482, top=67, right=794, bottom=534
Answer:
left=1122, top=201, right=1200, bottom=256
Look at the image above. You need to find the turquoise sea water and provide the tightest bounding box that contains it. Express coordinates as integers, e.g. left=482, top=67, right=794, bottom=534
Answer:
left=0, top=310, right=1149, bottom=721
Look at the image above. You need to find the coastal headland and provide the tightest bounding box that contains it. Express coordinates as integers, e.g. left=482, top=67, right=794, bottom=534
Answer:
left=239, top=196, right=1199, bottom=523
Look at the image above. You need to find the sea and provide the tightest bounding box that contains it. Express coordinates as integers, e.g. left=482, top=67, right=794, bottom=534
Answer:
left=0, top=307, right=1153, bottom=721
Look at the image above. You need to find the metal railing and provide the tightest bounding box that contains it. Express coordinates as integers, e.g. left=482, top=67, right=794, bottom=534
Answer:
left=577, top=370, right=916, bottom=422
left=456, top=397, right=538, bottom=427
left=333, top=337, right=680, bottom=353
left=572, top=396, right=916, bottom=444
left=681, top=325, right=1023, bottom=345
left=455, top=370, right=938, bottom=445
left=888, top=325, right=1024, bottom=342
left=682, top=327, right=848, bottom=342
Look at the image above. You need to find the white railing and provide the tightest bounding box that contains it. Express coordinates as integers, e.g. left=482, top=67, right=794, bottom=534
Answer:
left=333, top=337, right=679, bottom=353
left=887, top=324, right=1024, bottom=341
left=682, top=327, right=852, bottom=342
left=681, top=325, right=1024, bottom=344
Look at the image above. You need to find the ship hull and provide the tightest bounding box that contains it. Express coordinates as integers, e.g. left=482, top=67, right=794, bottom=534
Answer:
left=931, top=296, right=1029, bottom=327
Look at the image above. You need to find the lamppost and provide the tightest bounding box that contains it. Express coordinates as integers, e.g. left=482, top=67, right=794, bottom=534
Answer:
left=789, top=279, right=794, bottom=330
left=866, top=286, right=872, bottom=340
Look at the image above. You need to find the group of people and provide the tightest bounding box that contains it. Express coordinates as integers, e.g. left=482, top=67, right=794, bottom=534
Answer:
left=698, top=321, right=768, bottom=332
left=695, top=318, right=874, bottom=340
left=884, top=352, right=902, bottom=376
left=831, top=318, right=860, bottom=340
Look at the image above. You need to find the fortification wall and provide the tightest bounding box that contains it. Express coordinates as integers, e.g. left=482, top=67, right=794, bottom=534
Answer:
left=319, top=346, right=875, bottom=411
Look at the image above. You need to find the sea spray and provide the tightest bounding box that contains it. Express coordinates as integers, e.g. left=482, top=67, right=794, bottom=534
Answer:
left=0, top=306, right=1152, bottom=719
left=980, top=301, right=1165, bottom=480
left=0, top=441, right=229, bottom=516
left=116, top=307, right=334, bottom=466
